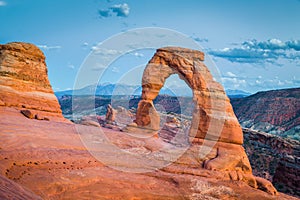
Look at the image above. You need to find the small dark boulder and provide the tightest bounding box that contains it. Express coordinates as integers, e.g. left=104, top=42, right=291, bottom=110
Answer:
left=21, top=110, right=34, bottom=119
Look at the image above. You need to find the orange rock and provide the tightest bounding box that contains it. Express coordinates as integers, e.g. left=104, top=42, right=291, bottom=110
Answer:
left=129, top=47, right=279, bottom=193
left=134, top=100, right=160, bottom=131
left=255, top=176, right=278, bottom=196
left=0, top=175, right=42, bottom=200
left=105, top=104, right=116, bottom=124
left=0, top=42, right=65, bottom=121
left=135, top=47, right=243, bottom=144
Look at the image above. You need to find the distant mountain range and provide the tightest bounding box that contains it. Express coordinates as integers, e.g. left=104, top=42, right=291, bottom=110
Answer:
left=55, top=83, right=251, bottom=98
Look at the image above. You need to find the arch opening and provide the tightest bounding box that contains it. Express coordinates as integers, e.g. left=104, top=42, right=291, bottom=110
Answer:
left=148, top=74, right=194, bottom=145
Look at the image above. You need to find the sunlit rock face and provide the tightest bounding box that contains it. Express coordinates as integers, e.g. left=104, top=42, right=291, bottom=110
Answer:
left=0, top=42, right=64, bottom=121
left=129, top=47, right=278, bottom=194
left=135, top=47, right=242, bottom=144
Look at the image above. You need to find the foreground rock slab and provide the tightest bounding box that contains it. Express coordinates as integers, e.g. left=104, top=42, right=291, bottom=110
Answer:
left=0, top=107, right=296, bottom=200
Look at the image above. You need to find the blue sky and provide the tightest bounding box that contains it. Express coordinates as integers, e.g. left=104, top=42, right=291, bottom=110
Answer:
left=1, top=0, right=300, bottom=93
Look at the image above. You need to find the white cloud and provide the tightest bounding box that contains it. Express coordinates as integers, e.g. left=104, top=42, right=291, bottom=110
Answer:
left=225, top=71, right=236, bottom=77
left=98, top=3, right=130, bottom=18
left=249, top=78, right=297, bottom=89
left=0, top=1, right=6, bottom=6
left=38, top=45, right=61, bottom=50
left=111, top=67, right=120, bottom=73
left=209, top=39, right=300, bottom=64
left=110, top=3, right=130, bottom=17
left=222, top=77, right=247, bottom=89
left=68, top=63, right=75, bottom=69
left=132, top=52, right=144, bottom=58
left=192, top=37, right=208, bottom=43
left=91, top=62, right=108, bottom=71
left=91, top=46, right=123, bottom=55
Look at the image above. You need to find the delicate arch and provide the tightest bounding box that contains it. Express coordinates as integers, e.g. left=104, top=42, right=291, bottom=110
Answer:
left=134, top=47, right=243, bottom=145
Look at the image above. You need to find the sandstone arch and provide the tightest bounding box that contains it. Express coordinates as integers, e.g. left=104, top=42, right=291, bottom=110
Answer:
left=134, top=47, right=242, bottom=144
left=126, top=47, right=278, bottom=194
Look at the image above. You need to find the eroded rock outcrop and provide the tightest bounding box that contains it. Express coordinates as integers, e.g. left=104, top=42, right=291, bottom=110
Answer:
left=243, top=128, right=300, bottom=197
left=0, top=42, right=64, bottom=121
left=134, top=47, right=243, bottom=144
left=105, top=104, right=116, bottom=124
left=126, top=47, right=277, bottom=194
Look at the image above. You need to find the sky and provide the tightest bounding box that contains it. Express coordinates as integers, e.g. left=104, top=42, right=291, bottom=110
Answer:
left=1, top=0, right=300, bottom=93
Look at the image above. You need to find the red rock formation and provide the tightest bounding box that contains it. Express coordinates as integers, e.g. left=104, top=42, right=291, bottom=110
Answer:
left=126, top=47, right=278, bottom=193
left=231, top=88, right=300, bottom=138
left=105, top=104, right=116, bottom=124
left=243, top=128, right=300, bottom=197
left=134, top=47, right=243, bottom=144
left=273, top=156, right=300, bottom=197
left=0, top=42, right=65, bottom=121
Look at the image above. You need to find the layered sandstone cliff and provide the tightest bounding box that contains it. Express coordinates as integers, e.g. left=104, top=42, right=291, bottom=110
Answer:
left=243, top=128, right=300, bottom=197
left=231, top=88, right=300, bottom=140
left=0, top=42, right=64, bottom=121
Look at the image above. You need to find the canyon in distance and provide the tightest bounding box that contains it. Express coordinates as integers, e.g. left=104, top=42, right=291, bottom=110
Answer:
left=0, top=42, right=299, bottom=200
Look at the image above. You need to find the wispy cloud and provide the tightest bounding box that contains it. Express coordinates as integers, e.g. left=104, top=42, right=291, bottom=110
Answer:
left=222, top=76, right=246, bottom=89
left=68, top=63, right=75, bottom=69
left=111, top=67, right=120, bottom=73
left=99, top=3, right=130, bottom=18
left=249, top=78, right=295, bottom=89
left=192, top=37, right=208, bottom=43
left=0, top=1, right=6, bottom=6
left=82, top=42, right=89, bottom=47
left=38, top=44, right=62, bottom=50
left=221, top=74, right=300, bottom=91
left=209, top=39, right=300, bottom=65
left=225, top=71, right=236, bottom=77
left=132, top=52, right=144, bottom=58
left=91, top=46, right=123, bottom=55
left=90, top=46, right=124, bottom=71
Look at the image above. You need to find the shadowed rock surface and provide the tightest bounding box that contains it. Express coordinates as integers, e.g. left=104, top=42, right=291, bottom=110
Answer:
left=243, top=128, right=300, bottom=197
